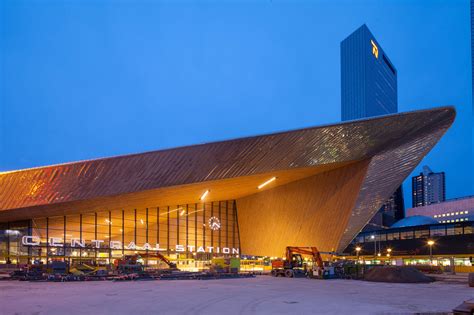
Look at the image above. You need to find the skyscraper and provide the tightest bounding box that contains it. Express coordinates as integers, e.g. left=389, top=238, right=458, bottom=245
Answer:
left=341, top=24, right=397, bottom=120
left=341, top=24, right=404, bottom=229
left=471, top=0, right=474, bottom=194
left=412, top=166, right=446, bottom=207
left=471, top=1, right=474, bottom=109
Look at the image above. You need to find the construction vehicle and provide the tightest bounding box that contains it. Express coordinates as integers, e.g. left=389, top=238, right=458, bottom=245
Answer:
left=115, top=252, right=179, bottom=274
left=47, top=261, right=69, bottom=281
left=22, top=261, right=47, bottom=281
left=141, top=252, right=179, bottom=272
left=271, top=246, right=334, bottom=279
left=210, top=257, right=240, bottom=274
left=115, top=255, right=145, bottom=274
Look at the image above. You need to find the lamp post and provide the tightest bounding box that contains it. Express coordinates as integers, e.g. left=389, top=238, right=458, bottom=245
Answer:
left=355, top=246, right=361, bottom=263
left=386, top=248, right=392, bottom=265
left=427, top=240, right=435, bottom=265
left=371, top=235, right=376, bottom=257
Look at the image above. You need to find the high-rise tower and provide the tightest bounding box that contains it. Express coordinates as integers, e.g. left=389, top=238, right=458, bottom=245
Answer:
left=341, top=24, right=398, bottom=121
left=412, top=166, right=446, bottom=207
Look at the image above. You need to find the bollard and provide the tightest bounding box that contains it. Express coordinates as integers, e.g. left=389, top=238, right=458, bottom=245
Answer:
left=468, top=273, right=474, bottom=287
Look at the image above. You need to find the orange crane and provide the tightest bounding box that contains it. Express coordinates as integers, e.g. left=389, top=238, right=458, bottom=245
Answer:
left=271, top=246, right=330, bottom=278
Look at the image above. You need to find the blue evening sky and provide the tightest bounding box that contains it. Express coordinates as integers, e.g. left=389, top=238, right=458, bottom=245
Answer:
left=0, top=0, right=472, bottom=208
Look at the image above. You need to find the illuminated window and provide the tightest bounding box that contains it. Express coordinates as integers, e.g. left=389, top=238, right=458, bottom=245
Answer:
left=455, top=212, right=459, bottom=215
left=434, top=215, right=438, bottom=218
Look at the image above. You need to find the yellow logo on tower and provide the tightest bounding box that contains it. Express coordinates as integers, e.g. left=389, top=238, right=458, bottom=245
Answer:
left=371, top=39, right=379, bottom=58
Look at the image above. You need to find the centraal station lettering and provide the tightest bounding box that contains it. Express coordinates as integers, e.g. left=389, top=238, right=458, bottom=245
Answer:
left=22, top=236, right=239, bottom=254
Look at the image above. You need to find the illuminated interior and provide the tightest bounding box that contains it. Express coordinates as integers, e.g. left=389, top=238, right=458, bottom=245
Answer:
left=0, top=200, right=240, bottom=270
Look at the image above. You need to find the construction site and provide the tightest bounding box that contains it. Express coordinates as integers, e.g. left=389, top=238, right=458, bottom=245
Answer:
left=0, top=246, right=474, bottom=307
left=1, top=245, right=473, bottom=314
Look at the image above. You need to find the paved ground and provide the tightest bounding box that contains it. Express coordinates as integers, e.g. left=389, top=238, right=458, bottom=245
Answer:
left=0, top=276, right=472, bottom=315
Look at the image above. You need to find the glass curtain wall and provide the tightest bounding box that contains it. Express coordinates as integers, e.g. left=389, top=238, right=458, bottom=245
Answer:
left=0, top=200, right=240, bottom=268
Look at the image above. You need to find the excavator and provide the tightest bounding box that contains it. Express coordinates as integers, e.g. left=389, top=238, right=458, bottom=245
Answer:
left=271, top=246, right=334, bottom=279
left=115, top=252, right=179, bottom=274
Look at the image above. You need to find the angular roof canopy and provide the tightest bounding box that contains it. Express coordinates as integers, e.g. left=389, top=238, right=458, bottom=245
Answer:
left=0, top=107, right=455, bottom=251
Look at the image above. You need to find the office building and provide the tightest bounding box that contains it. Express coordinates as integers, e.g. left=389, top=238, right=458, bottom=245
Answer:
left=341, top=24, right=398, bottom=120
left=412, top=166, right=446, bottom=207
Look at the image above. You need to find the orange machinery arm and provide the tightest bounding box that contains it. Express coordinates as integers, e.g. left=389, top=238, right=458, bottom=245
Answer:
left=135, top=252, right=177, bottom=269
left=286, top=246, right=324, bottom=270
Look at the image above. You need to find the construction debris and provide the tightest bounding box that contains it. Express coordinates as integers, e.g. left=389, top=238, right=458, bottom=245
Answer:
left=364, top=266, right=434, bottom=283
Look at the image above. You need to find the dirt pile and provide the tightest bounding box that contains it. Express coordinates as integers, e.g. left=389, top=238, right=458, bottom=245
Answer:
left=364, top=266, right=434, bottom=283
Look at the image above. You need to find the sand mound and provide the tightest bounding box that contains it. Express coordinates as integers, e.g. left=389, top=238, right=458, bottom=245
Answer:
left=364, top=266, right=434, bottom=283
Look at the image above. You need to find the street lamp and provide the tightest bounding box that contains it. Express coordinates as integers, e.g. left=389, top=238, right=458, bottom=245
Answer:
left=385, top=248, right=392, bottom=264
left=427, top=240, right=435, bottom=264
left=355, top=246, right=361, bottom=263
left=371, top=235, right=376, bottom=257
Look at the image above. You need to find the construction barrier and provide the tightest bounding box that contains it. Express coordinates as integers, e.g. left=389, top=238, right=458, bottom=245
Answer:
left=454, top=265, right=474, bottom=273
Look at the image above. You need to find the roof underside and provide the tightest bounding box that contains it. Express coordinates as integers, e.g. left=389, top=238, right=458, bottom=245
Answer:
left=0, top=107, right=455, bottom=251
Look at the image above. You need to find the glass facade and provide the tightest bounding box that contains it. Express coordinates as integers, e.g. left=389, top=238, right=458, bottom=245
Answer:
left=341, top=24, right=398, bottom=121
left=347, top=220, right=474, bottom=264
left=0, top=200, right=240, bottom=270
left=353, top=221, right=474, bottom=244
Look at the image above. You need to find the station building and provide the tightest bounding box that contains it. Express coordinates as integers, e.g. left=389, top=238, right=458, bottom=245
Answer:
left=346, top=217, right=474, bottom=271
left=346, top=196, right=474, bottom=271
left=0, top=107, right=455, bottom=269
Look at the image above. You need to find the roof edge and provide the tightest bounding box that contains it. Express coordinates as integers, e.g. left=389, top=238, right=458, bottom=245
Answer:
left=0, top=106, right=455, bottom=176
